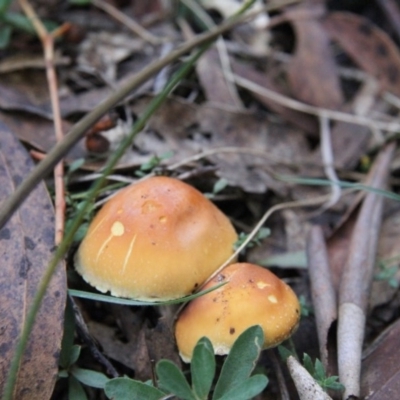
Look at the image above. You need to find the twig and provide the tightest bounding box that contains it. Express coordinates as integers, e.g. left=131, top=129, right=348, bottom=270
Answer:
left=376, top=0, right=400, bottom=43
left=319, top=113, right=341, bottom=210
left=70, top=295, right=119, bottom=377
left=92, top=0, right=163, bottom=45
left=19, top=0, right=67, bottom=245
left=232, top=73, right=400, bottom=132
left=203, top=188, right=357, bottom=285
left=268, top=349, right=291, bottom=400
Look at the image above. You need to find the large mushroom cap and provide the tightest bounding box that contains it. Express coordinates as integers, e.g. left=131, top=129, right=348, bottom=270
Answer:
left=75, top=176, right=237, bottom=301
left=175, top=262, right=300, bottom=362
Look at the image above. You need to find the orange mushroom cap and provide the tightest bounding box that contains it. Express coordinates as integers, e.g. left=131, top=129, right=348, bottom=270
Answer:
left=175, top=263, right=300, bottom=362
left=75, top=176, right=237, bottom=301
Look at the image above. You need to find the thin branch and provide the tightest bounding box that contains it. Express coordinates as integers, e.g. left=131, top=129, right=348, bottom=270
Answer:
left=319, top=113, right=341, bottom=210
left=19, top=0, right=67, bottom=245
left=203, top=188, right=357, bottom=285
left=233, top=73, right=400, bottom=132
left=92, top=0, right=163, bottom=45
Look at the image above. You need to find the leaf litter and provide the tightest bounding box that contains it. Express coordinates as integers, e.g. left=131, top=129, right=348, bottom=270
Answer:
left=1, top=0, right=400, bottom=398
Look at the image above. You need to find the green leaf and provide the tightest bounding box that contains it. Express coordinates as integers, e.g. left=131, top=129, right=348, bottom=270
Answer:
left=58, top=370, right=68, bottom=378
left=71, top=367, right=109, bottom=389
left=68, top=158, right=86, bottom=174
left=68, top=281, right=226, bottom=306
left=299, top=295, right=313, bottom=317
left=276, top=175, right=400, bottom=202
left=191, top=337, right=216, bottom=399
left=0, top=25, right=11, bottom=49
left=215, top=375, right=268, bottom=400
left=156, top=359, right=195, bottom=400
left=59, top=297, right=76, bottom=369
left=105, top=378, right=166, bottom=400
left=213, top=178, right=228, bottom=194
left=0, top=0, right=13, bottom=15
left=322, top=377, right=344, bottom=391
left=234, top=228, right=270, bottom=251
left=68, top=375, right=88, bottom=400
left=302, top=353, right=314, bottom=376
left=2, top=12, right=35, bottom=34
left=314, top=358, right=326, bottom=381
left=212, top=326, right=264, bottom=399
left=69, top=345, right=82, bottom=366
left=277, top=345, right=293, bottom=362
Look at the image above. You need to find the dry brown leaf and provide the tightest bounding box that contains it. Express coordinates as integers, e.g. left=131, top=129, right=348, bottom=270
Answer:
left=286, top=6, right=343, bottom=109
left=370, top=202, right=400, bottom=308
left=0, top=78, right=52, bottom=119
left=323, top=12, right=400, bottom=97
left=231, top=60, right=319, bottom=135
left=0, top=111, right=86, bottom=161
left=130, top=96, right=312, bottom=193
left=0, top=122, right=66, bottom=399
left=327, top=210, right=357, bottom=293
left=361, top=318, right=400, bottom=399
left=196, top=47, right=241, bottom=107
left=306, top=226, right=337, bottom=368
left=0, top=52, right=70, bottom=74
left=88, top=320, right=152, bottom=380
left=337, top=142, right=396, bottom=399
left=310, top=78, right=378, bottom=172
left=77, top=31, right=144, bottom=82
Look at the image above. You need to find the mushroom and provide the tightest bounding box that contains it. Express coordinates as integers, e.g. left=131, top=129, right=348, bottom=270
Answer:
left=175, top=262, right=300, bottom=362
left=75, top=176, right=237, bottom=301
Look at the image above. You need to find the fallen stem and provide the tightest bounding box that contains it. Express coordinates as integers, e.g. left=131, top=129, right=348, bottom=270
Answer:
left=19, top=0, right=67, bottom=245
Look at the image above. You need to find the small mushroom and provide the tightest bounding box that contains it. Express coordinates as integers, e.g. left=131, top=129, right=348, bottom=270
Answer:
left=75, top=176, right=237, bottom=301
left=175, top=262, right=300, bottom=362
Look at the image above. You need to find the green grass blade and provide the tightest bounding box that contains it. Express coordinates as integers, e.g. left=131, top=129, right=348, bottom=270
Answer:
left=68, top=282, right=225, bottom=305
left=277, top=175, right=400, bottom=201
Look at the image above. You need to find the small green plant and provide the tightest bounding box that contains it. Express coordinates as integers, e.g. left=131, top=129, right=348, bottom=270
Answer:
left=205, top=178, right=229, bottom=199
left=278, top=347, right=343, bottom=393
left=104, top=326, right=268, bottom=400
left=375, top=258, right=400, bottom=289
left=298, top=295, right=313, bottom=317
left=234, top=228, right=271, bottom=251
left=134, top=151, right=174, bottom=177
left=302, top=354, right=344, bottom=392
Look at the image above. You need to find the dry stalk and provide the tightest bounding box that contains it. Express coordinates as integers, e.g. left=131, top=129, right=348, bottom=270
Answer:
left=92, top=0, right=163, bottom=45
left=19, top=0, right=68, bottom=245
